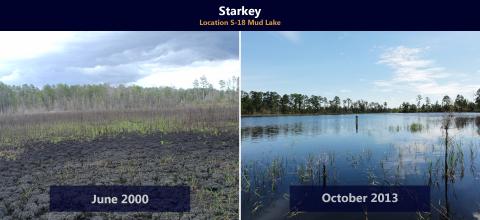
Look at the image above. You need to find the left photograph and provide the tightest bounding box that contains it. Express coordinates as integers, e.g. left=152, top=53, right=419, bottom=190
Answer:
left=0, top=31, right=239, bottom=219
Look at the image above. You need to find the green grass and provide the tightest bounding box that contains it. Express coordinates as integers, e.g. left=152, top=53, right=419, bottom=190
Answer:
left=409, top=123, right=424, bottom=132
left=0, top=107, right=237, bottom=159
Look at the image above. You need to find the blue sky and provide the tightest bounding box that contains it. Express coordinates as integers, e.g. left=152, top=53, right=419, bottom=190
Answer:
left=242, top=32, right=480, bottom=107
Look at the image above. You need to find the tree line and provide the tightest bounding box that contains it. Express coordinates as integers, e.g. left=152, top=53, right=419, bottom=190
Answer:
left=241, top=90, right=480, bottom=115
left=0, top=76, right=239, bottom=114
left=398, top=94, right=480, bottom=113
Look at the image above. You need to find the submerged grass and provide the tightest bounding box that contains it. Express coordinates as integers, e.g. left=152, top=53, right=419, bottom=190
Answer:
left=409, top=123, right=424, bottom=132
left=242, top=153, right=337, bottom=217
left=242, top=136, right=480, bottom=218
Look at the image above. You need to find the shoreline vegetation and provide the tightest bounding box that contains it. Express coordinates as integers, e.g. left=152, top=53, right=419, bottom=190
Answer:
left=241, top=90, right=480, bottom=115
left=0, top=76, right=239, bottom=152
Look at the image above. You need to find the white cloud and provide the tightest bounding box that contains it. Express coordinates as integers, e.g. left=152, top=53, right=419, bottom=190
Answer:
left=375, top=46, right=480, bottom=98
left=276, top=31, right=301, bottom=43
left=0, top=69, right=20, bottom=84
left=132, top=59, right=239, bottom=89
left=413, top=82, right=478, bottom=95
left=0, top=32, right=77, bottom=62
left=0, top=32, right=238, bottom=87
left=378, top=46, right=447, bottom=82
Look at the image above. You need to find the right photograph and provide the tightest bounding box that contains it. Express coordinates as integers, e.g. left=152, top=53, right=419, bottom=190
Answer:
left=241, top=32, right=480, bottom=219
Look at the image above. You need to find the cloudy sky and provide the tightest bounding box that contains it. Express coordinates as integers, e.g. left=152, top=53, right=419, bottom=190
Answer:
left=0, top=32, right=239, bottom=88
left=242, top=31, right=480, bottom=107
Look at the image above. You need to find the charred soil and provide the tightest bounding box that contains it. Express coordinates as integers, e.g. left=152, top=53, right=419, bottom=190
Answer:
left=0, top=131, right=238, bottom=219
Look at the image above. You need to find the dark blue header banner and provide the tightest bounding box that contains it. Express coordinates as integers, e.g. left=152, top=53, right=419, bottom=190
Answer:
left=1, top=0, right=480, bottom=30
left=50, top=186, right=190, bottom=212
left=290, top=185, right=430, bottom=212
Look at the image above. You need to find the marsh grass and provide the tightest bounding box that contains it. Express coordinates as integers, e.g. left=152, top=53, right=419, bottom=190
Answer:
left=0, top=106, right=237, bottom=159
left=243, top=136, right=480, bottom=218
left=268, top=158, right=284, bottom=191
left=242, top=153, right=337, bottom=216
left=409, top=123, right=424, bottom=133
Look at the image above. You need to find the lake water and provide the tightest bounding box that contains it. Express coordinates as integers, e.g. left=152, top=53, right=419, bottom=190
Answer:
left=241, top=113, right=480, bottom=220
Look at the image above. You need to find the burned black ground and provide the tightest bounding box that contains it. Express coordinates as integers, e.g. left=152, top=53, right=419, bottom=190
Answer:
left=0, top=131, right=238, bottom=220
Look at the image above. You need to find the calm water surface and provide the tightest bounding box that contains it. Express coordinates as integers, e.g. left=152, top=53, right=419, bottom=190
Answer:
left=241, top=113, right=480, bottom=220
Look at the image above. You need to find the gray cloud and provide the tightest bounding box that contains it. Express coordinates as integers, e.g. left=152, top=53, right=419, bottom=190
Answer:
left=0, top=32, right=238, bottom=86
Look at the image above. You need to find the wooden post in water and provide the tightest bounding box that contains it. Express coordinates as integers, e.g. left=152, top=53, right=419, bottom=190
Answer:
left=322, top=163, right=327, bottom=187
left=355, top=115, right=359, bottom=133
left=443, top=120, right=450, bottom=219
left=441, top=113, right=452, bottom=220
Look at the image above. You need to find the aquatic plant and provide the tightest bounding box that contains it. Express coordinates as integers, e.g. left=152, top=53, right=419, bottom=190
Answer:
left=409, top=123, right=423, bottom=132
